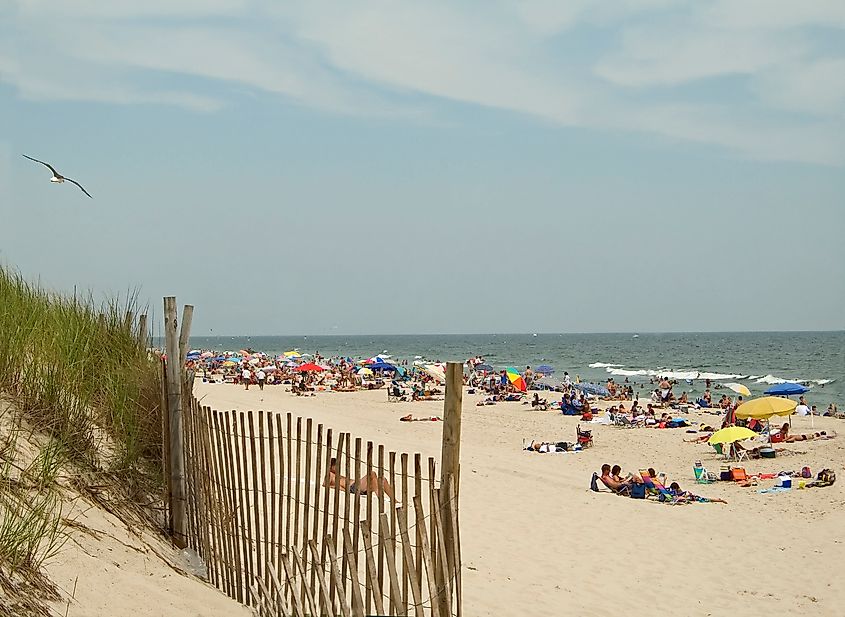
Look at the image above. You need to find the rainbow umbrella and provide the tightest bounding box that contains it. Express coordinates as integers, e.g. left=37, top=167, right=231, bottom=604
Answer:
left=505, top=367, right=527, bottom=392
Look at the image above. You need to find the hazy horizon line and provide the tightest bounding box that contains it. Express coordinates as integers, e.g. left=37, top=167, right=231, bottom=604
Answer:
left=181, top=329, right=844, bottom=338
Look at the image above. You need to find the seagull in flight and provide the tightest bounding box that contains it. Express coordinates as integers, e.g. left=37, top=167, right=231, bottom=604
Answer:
left=23, top=154, right=92, bottom=198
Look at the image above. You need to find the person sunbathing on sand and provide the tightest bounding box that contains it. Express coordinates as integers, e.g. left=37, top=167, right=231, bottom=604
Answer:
left=668, top=482, right=727, bottom=504
left=324, top=458, right=399, bottom=504
left=778, top=423, right=836, bottom=442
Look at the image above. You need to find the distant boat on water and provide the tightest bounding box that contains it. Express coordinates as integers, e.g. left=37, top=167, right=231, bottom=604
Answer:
left=632, top=334, right=640, bottom=338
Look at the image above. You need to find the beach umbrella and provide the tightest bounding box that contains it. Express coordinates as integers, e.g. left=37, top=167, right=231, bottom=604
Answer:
left=536, top=375, right=563, bottom=390
left=735, top=396, right=797, bottom=420
left=422, top=364, right=446, bottom=383
left=708, top=426, right=758, bottom=446
left=368, top=361, right=397, bottom=372
left=296, top=362, right=325, bottom=372
left=535, top=365, right=555, bottom=375
left=474, top=363, right=494, bottom=372
left=358, top=367, right=373, bottom=376
left=284, top=350, right=302, bottom=358
left=764, top=382, right=809, bottom=396
left=723, top=382, right=751, bottom=397
left=222, top=360, right=239, bottom=367
left=505, top=367, right=527, bottom=392
left=200, top=351, right=214, bottom=358
left=575, top=382, right=610, bottom=397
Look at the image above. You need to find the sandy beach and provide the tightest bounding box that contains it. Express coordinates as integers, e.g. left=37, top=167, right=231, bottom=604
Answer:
left=194, top=381, right=845, bottom=617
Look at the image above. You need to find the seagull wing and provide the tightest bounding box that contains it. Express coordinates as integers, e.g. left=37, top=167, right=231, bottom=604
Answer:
left=22, top=154, right=60, bottom=177
left=64, top=177, right=93, bottom=199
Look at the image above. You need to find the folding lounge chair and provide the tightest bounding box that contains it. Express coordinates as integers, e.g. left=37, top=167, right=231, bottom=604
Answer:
left=693, top=466, right=718, bottom=484
left=639, top=470, right=685, bottom=505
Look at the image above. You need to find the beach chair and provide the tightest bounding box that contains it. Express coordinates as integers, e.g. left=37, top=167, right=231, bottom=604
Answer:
left=639, top=470, right=685, bottom=505
left=693, top=466, right=718, bottom=484
left=576, top=425, right=593, bottom=448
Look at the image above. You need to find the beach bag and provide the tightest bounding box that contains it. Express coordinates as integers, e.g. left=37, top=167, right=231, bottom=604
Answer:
left=719, top=464, right=731, bottom=482
left=817, top=469, right=836, bottom=486
left=630, top=483, right=646, bottom=499
left=801, top=466, right=812, bottom=479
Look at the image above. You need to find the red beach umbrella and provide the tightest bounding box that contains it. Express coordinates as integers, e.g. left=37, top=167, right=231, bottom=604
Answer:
left=296, top=362, right=325, bottom=372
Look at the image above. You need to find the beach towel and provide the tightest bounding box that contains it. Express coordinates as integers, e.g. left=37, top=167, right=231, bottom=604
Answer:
left=758, top=486, right=791, bottom=494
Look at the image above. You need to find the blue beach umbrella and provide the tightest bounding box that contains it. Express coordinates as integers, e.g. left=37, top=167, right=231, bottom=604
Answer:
left=535, top=365, right=555, bottom=375
left=474, top=363, right=494, bottom=372
left=575, top=382, right=610, bottom=397
left=764, top=383, right=809, bottom=396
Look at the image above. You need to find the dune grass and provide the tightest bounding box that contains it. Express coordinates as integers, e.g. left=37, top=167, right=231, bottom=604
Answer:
left=0, top=265, right=163, bottom=589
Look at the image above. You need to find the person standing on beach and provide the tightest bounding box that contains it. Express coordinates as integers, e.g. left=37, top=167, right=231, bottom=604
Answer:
left=242, top=366, right=252, bottom=390
left=256, top=368, right=266, bottom=391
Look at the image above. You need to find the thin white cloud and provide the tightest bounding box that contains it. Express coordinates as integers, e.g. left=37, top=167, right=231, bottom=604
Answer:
left=3, top=0, right=844, bottom=165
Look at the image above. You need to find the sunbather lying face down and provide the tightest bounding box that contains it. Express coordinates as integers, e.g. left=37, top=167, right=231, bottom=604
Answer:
left=324, top=458, right=398, bottom=503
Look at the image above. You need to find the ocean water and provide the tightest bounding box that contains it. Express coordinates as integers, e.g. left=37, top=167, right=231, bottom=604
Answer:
left=187, top=332, right=844, bottom=409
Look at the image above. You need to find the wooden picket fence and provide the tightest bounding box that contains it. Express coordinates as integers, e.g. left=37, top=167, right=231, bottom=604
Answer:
left=181, top=395, right=462, bottom=616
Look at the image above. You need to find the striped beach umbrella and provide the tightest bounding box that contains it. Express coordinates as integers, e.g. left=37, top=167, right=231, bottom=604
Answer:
left=505, top=367, right=527, bottom=392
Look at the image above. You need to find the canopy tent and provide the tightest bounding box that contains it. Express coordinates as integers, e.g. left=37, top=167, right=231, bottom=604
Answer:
left=764, top=382, right=809, bottom=396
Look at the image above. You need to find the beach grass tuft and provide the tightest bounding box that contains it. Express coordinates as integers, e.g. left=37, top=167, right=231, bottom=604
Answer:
left=0, top=265, right=163, bottom=613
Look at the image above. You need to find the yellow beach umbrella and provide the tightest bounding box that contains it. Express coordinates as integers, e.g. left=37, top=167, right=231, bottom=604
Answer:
left=708, top=426, right=758, bottom=445
left=735, top=396, right=797, bottom=420
left=723, top=382, right=751, bottom=397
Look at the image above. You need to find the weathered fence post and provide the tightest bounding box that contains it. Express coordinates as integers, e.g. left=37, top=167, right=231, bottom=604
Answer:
left=439, top=361, right=463, bottom=616
left=164, top=296, right=188, bottom=548
left=138, top=313, right=148, bottom=348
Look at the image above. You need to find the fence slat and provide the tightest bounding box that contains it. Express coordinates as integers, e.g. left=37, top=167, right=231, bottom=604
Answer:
left=413, top=453, right=423, bottom=602
left=309, top=424, right=324, bottom=595
left=413, top=495, right=441, bottom=617
left=274, top=414, right=286, bottom=602
left=397, top=508, right=424, bottom=617
left=361, top=519, right=387, bottom=616
left=257, top=411, right=270, bottom=593
left=267, top=559, right=294, bottom=617
left=430, top=486, right=452, bottom=615
left=210, top=409, right=235, bottom=599
left=325, top=535, right=352, bottom=617
left=197, top=406, right=219, bottom=589
left=318, top=429, right=333, bottom=616
left=400, top=452, right=409, bottom=613
left=341, top=432, right=353, bottom=593
left=235, top=411, right=254, bottom=605
left=281, top=554, right=305, bottom=617
left=267, top=412, right=277, bottom=583
left=293, top=417, right=302, bottom=554
left=353, top=437, right=365, bottom=614
left=329, top=432, right=345, bottom=610
left=308, top=539, right=333, bottom=614
left=447, top=474, right=462, bottom=617
left=248, top=411, right=263, bottom=588
left=291, top=545, right=320, bottom=617
left=225, top=411, right=247, bottom=603
left=342, top=527, right=366, bottom=617
left=301, top=417, right=313, bottom=609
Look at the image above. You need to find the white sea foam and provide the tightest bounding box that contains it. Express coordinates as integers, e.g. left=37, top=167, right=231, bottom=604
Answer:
left=754, top=374, right=835, bottom=386
left=604, top=367, right=746, bottom=380
left=589, top=362, right=623, bottom=368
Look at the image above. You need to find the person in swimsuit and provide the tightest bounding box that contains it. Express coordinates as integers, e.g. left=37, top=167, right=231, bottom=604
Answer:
left=324, top=458, right=399, bottom=504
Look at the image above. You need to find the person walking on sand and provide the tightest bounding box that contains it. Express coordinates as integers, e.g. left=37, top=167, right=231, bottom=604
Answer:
left=242, top=366, right=251, bottom=390
left=256, top=368, right=266, bottom=391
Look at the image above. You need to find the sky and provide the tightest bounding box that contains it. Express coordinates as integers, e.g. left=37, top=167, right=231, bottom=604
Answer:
left=1, top=0, right=844, bottom=335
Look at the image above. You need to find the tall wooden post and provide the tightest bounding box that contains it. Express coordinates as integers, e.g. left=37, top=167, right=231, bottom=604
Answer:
left=178, top=305, right=194, bottom=367
left=439, top=361, right=463, bottom=616
left=164, top=297, right=187, bottom=548
left=137, top=313, right=148, bottom=349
